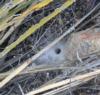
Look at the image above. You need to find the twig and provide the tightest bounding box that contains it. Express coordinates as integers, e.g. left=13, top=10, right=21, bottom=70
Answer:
left=18, top=83, right=25, bottom=95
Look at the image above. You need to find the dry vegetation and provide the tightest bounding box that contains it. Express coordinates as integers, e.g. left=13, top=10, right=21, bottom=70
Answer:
left=0, top=0, right=100, bottom=95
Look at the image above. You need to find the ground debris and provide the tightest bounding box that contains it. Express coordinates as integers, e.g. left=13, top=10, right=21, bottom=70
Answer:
left=0, top=0, right=100, bottom=95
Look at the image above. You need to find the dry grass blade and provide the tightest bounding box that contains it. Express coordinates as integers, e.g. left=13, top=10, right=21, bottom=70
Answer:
left=26, top=69, right=100, bottom=95
left=0, top=0, right=37, bottom=32
left=0, top=0, right=53, bottom=45
left=0, top=63, right=69, bottom=80
left=42, top=76, right=94, bottom=95
left=0, top=0, right=24, bottom=19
